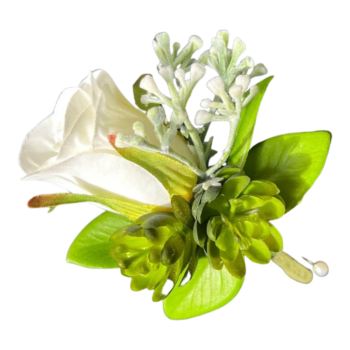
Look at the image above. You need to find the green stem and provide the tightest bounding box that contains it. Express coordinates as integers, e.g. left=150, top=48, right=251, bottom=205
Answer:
left=204, top=135, right=214, bottom=161
left=205, top=110, right=241, bottom=177
left=184, top=118, right=207, bottom=172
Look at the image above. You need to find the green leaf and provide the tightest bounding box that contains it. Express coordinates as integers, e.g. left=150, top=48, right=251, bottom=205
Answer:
left=117, top=147, right=197, bottom=202
left=28, top=193, right=170, bottom=221
left=222, top=175, right=250, bottom=200
left=161, top=233, right=186, bottom=266
left=208, top=194, right=230, bottom=216
left=133, top=74, right=159, bottom=111
left=193, top=220, right=207, bottom=247
left=222, top=250, right=246, bottom=279
left=242, top=239, right=271, bottom=264
left=171, top=195, right=195, bottom=229
left=66, top=212, right=133, bottom=268
left=215, top=166, right=244, bottom=179
left=207, top=239, right=224, bottom=270
left=242, top=180, right=280, bottom=196
left=256, top=196, right=285, bottom=220
left=264, top=223, right=283, bottom=252
left=228, top=76, right=274, bottom=168
left=163, top=253, right=244, bottom=320
left=244, top=131, right=332, bottom=212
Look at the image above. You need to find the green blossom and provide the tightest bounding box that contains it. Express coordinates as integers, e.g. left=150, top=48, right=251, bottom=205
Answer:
left=110, top=213, right=195, bottom=301
left=192, top=166, right=284, bottom=278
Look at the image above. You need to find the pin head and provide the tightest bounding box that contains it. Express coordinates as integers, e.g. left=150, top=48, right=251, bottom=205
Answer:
left=313, top=261, right=329, bottom=277
left=302, top=257, right=329, bottom=277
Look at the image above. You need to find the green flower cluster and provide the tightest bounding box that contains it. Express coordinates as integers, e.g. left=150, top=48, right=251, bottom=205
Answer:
left=110, top=212, right=195, bottom=301
left=192, top=166, right=284, bottom=279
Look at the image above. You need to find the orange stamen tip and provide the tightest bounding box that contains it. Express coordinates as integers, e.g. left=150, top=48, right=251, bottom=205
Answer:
left=108, top=134, right=117, bottom=145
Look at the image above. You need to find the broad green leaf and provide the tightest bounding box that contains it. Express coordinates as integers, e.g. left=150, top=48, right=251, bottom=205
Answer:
left=163, top=253, right=244, bottom=320
left=66, top=212, right=133, bottom=268
left=117, top=147, right=197, bottom=202
left=228, top=76, right=274, bottom=168
left=28, top=193, right=170, bottom=221
left=244, top=131, right=331, bottom=212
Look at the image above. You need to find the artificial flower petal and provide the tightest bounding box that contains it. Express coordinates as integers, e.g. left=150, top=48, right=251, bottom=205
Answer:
left=19, top=87, right=95, bottom=174
left=19, top=70, right=197, bottom=209
left=28, top=193, right=171, bottom=221
left=23, top=153, right=171, bottom=207
left=80, top=69, right=197, bottom=163
left=117, top=147, right=197, bottom=202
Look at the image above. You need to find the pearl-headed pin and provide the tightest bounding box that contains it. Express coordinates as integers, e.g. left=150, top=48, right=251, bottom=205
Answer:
left=302, top=257, right=329, bottom=277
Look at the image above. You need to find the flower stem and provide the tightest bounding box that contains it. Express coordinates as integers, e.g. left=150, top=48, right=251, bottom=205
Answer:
left=204, top=135, right=214, bottom=161
left=184, top=118, right=207, bottom=172
left=205, top=104, right=242, bottom=177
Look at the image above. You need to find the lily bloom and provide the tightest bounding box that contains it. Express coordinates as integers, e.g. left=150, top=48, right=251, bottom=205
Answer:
left=20, top=70, right=197, bottom=219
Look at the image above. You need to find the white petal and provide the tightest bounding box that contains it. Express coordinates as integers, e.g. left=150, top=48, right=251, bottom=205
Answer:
left=24, top=153, right=171, bottom=207
left=80, top=70, right=197, bottom=164
left=19, top=87, right=96, bottom=175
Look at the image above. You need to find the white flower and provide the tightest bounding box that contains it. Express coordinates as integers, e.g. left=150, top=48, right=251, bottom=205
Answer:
left=19, top=70, right=197, bottom=208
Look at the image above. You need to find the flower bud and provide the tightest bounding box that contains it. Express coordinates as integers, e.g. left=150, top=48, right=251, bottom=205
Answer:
left=234, top=75, right=251, bottom=91
left=243, top=85, right=259, bottom=107
left=250, top=63, right=268, bottom=78
left=228, top=85, right=243, bottom=101
left=171, top=110, right=187, bottom=125
left=207, top=76, right=226, bottom=96
left=115, top=133, right=145, bottom=148
left=155, top=32, right=171, bottom=50
left=189, top=35, right=203, bottom=52
left=190, top=63, right=206, bottom=85
left=231, top=37, right=246, bottom=65
left=158, top=65, right=175, bottom=83
left=147, top=107, right=166, bottom=126
left=195, top=110, right=214, bottom=125
left=198, top=50, right=210, bottom=66
left=140, top=75, right=161, bottom=96
left=200, top=99, right=213, bottom=109
left=173, top=42, right=181, bottom=56
left=216, top=30, right=229, bottom=47
left=174, top=68, right=186, bottom=87
left=133, top=122, right=147, bottom=139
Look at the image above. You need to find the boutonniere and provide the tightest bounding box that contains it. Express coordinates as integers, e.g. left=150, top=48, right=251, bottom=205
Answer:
left=20, top=30, right=330, bottom=319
